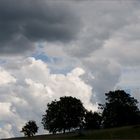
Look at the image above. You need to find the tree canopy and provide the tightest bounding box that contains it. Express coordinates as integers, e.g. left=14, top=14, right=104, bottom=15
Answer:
left=21, top=90, right=140, bottom=137
left=21, top=120, right=38, bottom=137
left=84, top=111, right=102, bottom=130
left=101, top=90, right=140, bottom=128
left=42, top=96, right=86, bottom=134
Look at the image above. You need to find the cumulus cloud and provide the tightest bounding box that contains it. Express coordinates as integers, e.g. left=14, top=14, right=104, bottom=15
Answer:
left=0, top=68, right=16, bottom=85
left=0, top=57, right=96, bottom=138
left=0, top=124, right=14, bottom=138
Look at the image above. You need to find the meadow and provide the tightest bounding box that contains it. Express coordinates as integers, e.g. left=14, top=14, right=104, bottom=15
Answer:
left=3, top=125, right=140, bottom=140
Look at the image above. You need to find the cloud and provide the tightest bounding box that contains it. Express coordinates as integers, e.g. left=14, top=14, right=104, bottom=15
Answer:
left=103, top=24, right=140, bottom=66
left=0, top=67, right=16, bottom=85
left=116, top=67, right=140, bottom=88
left=0, top=102, right=23, bottom=138
left=0, top=0, right=80, bottom=55
left=1, top=1, right=140, bottom=138
left=0, top=124, right=14, bottom=138
left=30, top=0, right=140, bottom=104
left=56, top=1, right=140, bottom=101
left=34, top=0, right=140, bottom=106
left=63, top=1, right=138, bottom=57
left=0, top=57, right=96, bottom=138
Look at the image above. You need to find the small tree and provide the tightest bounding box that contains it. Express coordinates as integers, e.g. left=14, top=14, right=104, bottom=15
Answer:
left=101, top=90, right=140, bottom=128
left=84, top=111, right=102, bottom=130
left=21, top=120, right=38, bottom=137
left=42, top=96, right=86, bottom=134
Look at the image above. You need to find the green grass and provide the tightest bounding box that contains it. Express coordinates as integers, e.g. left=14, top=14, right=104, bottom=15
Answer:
left=3, top=125, right=140, bottom=140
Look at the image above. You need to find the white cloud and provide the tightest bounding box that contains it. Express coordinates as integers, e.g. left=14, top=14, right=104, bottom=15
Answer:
left=0, top=124, right=14, bottom=138
left=0, top=68, right=16, bottom=85
left=0, top=57, right=95, bottom=138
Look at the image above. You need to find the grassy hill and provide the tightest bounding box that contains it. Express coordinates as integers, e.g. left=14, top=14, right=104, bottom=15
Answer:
left=3, top=125, right=140, bottom=140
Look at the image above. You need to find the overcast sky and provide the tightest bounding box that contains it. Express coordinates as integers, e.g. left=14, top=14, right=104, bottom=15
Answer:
left=0, top=0, right=140, bottom=138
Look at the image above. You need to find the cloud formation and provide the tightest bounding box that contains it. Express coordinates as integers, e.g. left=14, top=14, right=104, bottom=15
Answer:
left=58, top=1, right=140, bottom=102
left=0, top=57, right=95, bottom=138
left=27, top=0, right=140, bottom=108
left=0, top=0, right=80, bottom=55
left=1, top=1, right=140, bottom=138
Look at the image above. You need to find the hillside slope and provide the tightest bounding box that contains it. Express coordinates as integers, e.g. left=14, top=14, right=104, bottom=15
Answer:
left=3, top=125, right=140, bottom=140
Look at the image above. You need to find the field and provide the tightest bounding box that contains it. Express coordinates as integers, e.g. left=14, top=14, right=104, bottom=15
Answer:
left=3, top=125, right=140, bottom=140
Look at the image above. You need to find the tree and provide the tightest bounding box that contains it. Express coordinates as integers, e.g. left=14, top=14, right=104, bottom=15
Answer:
left=42, top=96, right=86, bottom=134
left=84, top=111, right=102, bottom=130
left=101, top=90, right=140, bottom=128
left=21, top=120, right=38, bottom=137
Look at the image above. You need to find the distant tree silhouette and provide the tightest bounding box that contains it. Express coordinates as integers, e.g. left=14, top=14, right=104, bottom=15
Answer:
left=42, top=96, right=86, bottom=134
left=84, top=111, right=102, bottom=130
left=101, top=90, right=140, bottom=128
left=21, top=120, right=38, bottom=137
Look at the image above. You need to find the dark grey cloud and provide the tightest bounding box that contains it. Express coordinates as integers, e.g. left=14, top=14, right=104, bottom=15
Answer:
left=0, top=0, right=80, bottom=54
left=0, top=35, right=34, bottom=55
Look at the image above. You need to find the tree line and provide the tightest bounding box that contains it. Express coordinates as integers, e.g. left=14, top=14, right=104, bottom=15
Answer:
left=21, top=90, right=140, bottom=137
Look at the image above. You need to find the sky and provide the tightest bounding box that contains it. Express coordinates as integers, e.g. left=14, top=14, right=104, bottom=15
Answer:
left=0, top=0, right=140, bottom=138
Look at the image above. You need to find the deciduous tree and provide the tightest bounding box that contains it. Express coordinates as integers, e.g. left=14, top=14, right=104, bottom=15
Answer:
left=42, top=96, right=86, bottom=133
left=21, top=120, right=38, bottom=137
left=102, top=90, right=140, bottom=128
left=84, top=111, right=102, bottom=129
